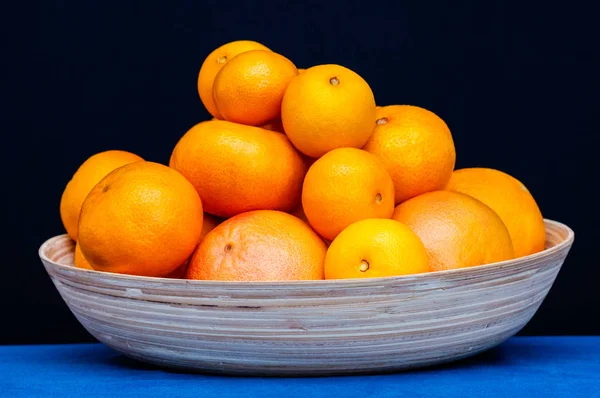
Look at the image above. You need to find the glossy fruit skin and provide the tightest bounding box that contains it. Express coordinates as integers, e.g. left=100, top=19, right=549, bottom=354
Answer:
left=446, top=168, right=545, bottom=257
left=170, top=120, right=306, bottom=218
left=325, top=218, right=430, bottom=280
left=213, top=50, right=298, bottom=126
left=186, top=210, right=327, bottom=282
left=364, top=105, right=456, bottom=204
left=302, top=148, right=395, bottom=241
left=197, top=40, right=271, bottom=119
left=60, top=150, right=143, bottom=240
left=78, top=161, right=204, bottom=277
left=393, top=190, right=515, bottom=271
left=281, top=64, right=376, bottom=158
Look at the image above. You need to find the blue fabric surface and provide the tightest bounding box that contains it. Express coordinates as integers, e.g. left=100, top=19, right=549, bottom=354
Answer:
left=2, top=337, right=598, bottom=397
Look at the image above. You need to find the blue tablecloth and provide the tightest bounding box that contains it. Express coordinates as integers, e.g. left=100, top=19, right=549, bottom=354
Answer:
left=2, top=337, right=598, bottom=397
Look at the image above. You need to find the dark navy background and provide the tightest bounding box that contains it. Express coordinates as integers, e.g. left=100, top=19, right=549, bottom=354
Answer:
left=2, top=1, right=596, bottom=343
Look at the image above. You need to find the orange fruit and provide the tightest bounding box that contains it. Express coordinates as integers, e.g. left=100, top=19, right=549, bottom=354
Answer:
left=302, top=148, right=395, bottom=241
left=392, top=191, right=514, bottom=271
left=213, top=50, right=298, bottom=126
left=364, top=105, right=456, bottom=204
left=78, top=161, right=204, bottom=277
left=73, top=241, right=93, bottom=270
left=445, top=168, right=545, bottom=257
left=186, top=210, right=326, bottom=281
left=197, top=40, right=270, bottom=119
left=170, top=120, right=306, bottom=218
left=281, top=64, right=376, bottom=158
left=325, top=219, right=430, bottom=280
left=60, top=150, right=143, bottom=240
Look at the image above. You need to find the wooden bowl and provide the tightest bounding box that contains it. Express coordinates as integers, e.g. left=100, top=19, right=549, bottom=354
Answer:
left=39, top=219, right=574, bottom=376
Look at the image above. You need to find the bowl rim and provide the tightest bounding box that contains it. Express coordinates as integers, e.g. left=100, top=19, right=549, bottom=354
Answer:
left=39, top=218, right=574, bottom=287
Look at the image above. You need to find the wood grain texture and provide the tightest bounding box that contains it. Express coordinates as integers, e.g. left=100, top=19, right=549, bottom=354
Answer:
left=38, top=219, right=574, bottom=376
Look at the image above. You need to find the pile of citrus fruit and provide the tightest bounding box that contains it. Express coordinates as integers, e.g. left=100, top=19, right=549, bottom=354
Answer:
left=60, top=40, right=546, bottom=282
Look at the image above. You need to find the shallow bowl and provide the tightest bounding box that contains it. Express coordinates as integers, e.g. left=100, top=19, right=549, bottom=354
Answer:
left=39, top=219, right=574, bottom=376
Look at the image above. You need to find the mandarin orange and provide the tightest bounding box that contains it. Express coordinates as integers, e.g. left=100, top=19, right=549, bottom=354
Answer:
left=213, top=50, right=298, bottom=126
left=302, top=148, right=395, bottom=241
left=325, top=219, right=430, bottom=279
left=60, top=150, right=143, bottom=240
left=78, top=162, right=203, bottom=277
left=364, top=105, right=456, bottom=204
left=169, top=120, right=306, bottom=217
left=197, top=40, right=270, bottom=118
left=281, top=64, right=376, bottom=158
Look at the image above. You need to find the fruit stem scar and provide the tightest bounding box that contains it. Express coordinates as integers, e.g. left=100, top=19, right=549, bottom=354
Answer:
left=329, top=77, right=340, bottom=85
left=102, top=185, right=110, bottom=193
left=376, top=117, right=388, bottom=125
left=217, top=56, right=228, bottom=64
left=359, top=260, right=369, bottom=272
left=224, top=244, right=232, bottom=253
left=375, top=193, right=382, bottom=203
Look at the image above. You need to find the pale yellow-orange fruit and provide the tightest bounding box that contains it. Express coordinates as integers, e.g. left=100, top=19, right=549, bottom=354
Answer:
left=325, top=218, right=430, bottom=279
